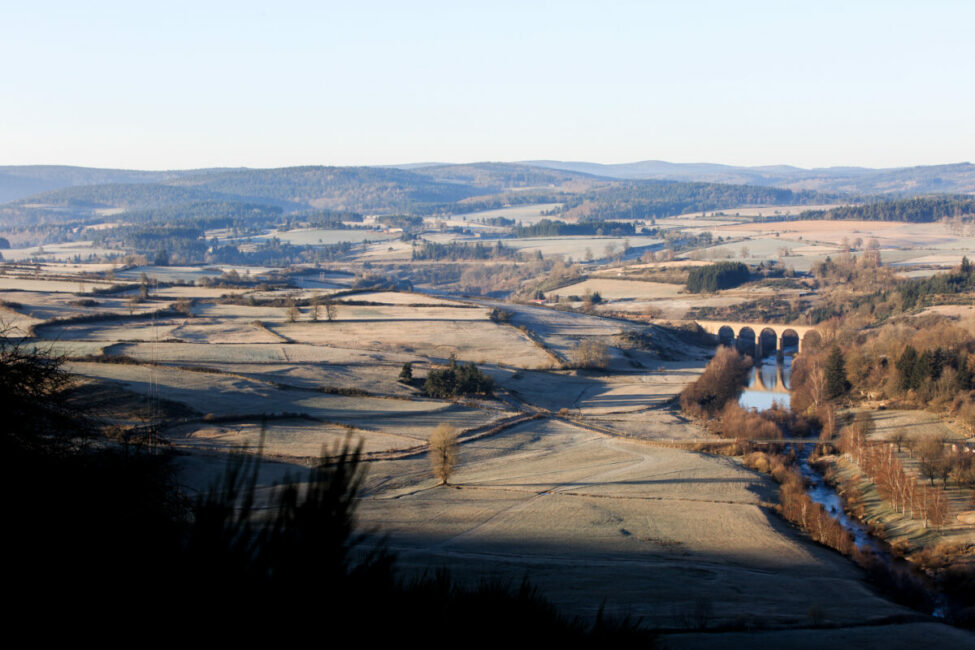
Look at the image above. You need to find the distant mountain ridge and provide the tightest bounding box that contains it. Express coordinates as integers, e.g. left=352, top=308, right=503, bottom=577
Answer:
left=520, top=160, right=975, bottom=195
left=2, top=160, right=973, bottom=208
left=0, top=163, right=601, bottom=226
left=2, top=160, right=973, bottom=227
left=0, top=165, right=238, bottom=204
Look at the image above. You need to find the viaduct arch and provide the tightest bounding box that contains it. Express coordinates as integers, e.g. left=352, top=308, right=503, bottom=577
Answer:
left=693, top=320, right=815, bottom=355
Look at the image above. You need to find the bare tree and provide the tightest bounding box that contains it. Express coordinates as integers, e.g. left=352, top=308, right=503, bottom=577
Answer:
left=324, top=295, right=336, bottom=322
left=918, top=435, right=945, bottom=486
left=286, top=299, right=300, bottom=323
left=818, top=405, right=836, bottom=441
left=889, top=430, right=906, bottom=453
left=569, top=340, right=609, bottom=369
left=817, top=319, right=840, bottom=348
left=310, top=295, right=320, bottom=322
left=927, top=486, right=949, bottom=532
left=429, top=423, right=459, bottom=486
left=808, top=363, right=828, bottom=409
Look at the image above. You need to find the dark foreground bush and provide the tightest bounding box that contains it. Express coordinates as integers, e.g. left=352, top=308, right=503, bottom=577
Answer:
left=9, top=441, right=651, bottom=641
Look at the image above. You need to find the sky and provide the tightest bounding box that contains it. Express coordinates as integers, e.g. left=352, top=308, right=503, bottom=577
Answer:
left=2, top=0, right=973, bottom=170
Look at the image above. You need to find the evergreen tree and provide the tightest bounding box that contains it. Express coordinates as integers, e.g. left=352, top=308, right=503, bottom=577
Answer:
left=913, top=350, right=935, bottom=389
left=896, top=345, right=920, bottom=390
left=824, top=345, right=849, bottom=399
left=423, top=359, right=493, bottom=398
left=956, top=352, right=973, bottom=391
left=398, top=362, right=413, bottom=383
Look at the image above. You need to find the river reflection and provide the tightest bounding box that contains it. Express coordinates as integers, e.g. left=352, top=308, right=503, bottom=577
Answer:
left=738, top=345, right=795, bottom=410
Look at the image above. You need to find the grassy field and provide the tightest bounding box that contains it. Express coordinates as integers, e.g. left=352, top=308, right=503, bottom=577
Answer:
left=687, top=237, right=839, bottom=271
left=867, top=409, right=969, bottom=443
left=0, top=277, right=114, bottom=293
left=598, top=294, right=752, bottom=320
left=556, top=278, right=685, bottom=301
left=719, top=219, right=975, bottom=251
left=260, top=228, right=397, bottom=246
left=66, top=360, right=512, bottom=447
left=0, top=241, right=118, bottom=262
left=473, top=235, right=663, bottom=260
left=272, top=318, right=554, bottom=367
left=452, top=203, right=565, bottom=224
left=116, top=265, right=222, bottom=283
left=348, top=418, right=924, bottom=628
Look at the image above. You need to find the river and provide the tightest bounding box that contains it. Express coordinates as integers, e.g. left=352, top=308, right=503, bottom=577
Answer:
left=738, top=345, right=884, bottom=550
left=735, top=344, right=945, bottom=616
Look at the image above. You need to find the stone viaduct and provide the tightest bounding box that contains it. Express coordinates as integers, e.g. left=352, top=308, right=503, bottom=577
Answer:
left=693, top=320, right=817, bottom=356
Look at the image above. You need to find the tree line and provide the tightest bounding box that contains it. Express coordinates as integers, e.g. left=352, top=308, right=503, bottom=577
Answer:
left=685, top=261, right=750, bottom=293
left=797, top=196, right=975, bottom=223
left=512, top=219, right=635, bottom=238
left=421, top=357, right=495, bottom=398
left=411, top=240, right=519, bottom=261
left=547, top=180, right=835, bottom=222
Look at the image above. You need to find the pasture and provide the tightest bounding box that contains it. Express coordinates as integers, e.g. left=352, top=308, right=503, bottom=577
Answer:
left=555, top=278, right=684, bottom=301
left=474, top=235, right=663, bottom=260
left=352, top=418, right=923, bottom=629
left=452, top=203, right=565, bottom=224
left=261, top=228, right=397, bottom=246
left=717, top=219, right=975, bottom=255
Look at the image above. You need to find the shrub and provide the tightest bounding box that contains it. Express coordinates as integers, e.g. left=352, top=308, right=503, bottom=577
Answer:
left=714, top=403, right=783, bottom=441
left=569, top=340, right=610, bottom=369
left=744, top=451, right=772, bottom=474
left=679, top=347, right=752, bottom=418
left=489, top=307, right=514, bottom=323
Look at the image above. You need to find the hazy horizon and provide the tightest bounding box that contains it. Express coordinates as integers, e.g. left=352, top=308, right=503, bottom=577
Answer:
left=1, top=157, right=972, bottom=174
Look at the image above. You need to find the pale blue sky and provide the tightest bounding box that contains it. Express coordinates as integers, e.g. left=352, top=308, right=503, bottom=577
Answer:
left=2, top=1, right=973, bottom=169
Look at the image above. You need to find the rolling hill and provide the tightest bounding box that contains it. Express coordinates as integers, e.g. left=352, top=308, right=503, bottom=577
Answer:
left=522, top=160, right=975, bottom=195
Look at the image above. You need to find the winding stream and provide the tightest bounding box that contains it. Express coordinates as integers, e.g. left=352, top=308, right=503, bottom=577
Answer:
left=795, top=444, right=882, bottom=552
left=736, top=344, right=945, bottom=616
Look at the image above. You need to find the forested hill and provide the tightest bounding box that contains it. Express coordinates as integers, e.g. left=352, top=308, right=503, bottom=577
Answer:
left=795, top=196, right=975, bottom=223
left=0, top=168, right=473, bottom=226
left=551, top=180, right=838, bottom=221
left=523, top=160, right=975, bottom=196
left=0, top=164, right=603, bottom=226
left=3, top=159, right=973, bottom=217
left=798, top=163, right=975, bottom=196
left=407, top=162, right=604, bottom=188
left=0, top=165, right=236, bottom=204
left=4, top=161, right=969, bottom=228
